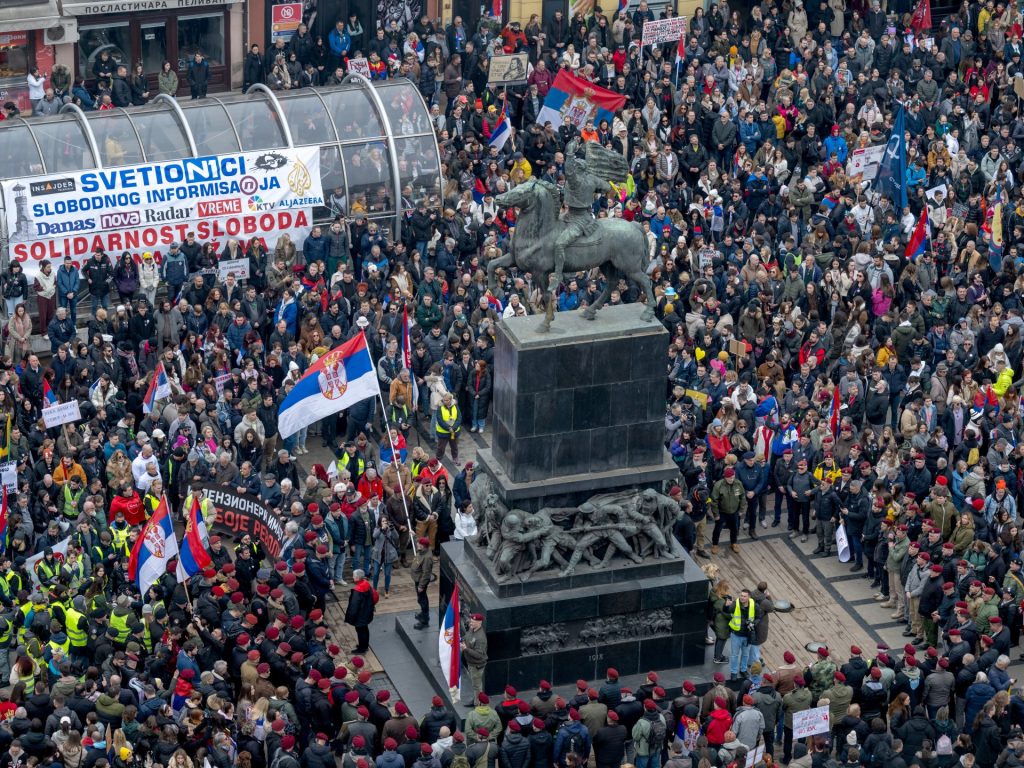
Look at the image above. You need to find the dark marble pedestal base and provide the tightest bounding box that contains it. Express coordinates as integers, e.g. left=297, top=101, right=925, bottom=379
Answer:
left=425, top=541, right=710, bottom=693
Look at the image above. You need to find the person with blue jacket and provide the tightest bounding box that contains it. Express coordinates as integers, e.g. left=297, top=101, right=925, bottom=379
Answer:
left=328, top=20, right=351, bottom=69
left=55, top=255, right=80, bottom=323
left=824, top=125, right=849, bottom=163
left=736, top=451, right=769, bottom=538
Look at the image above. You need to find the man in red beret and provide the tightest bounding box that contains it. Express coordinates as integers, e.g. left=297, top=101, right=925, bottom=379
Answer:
left=462, top=613, right=487, bottom=702
left=879, top=523, right=910, bottom=619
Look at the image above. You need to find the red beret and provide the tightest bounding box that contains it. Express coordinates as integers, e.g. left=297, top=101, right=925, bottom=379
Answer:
left=539, top=680, right=551, bottom=691
left=943, top=582, right=955, bottom=589
left=257, top=663, right=270, bottom=674
left=246, top=649, right=260, bottom=661
left=272, top=720, right=286, bottom=733
left=376, top=690, right=390, bottom=702
left=352, top=735, right=365, bottom=748
left=724, top=468, right=736, bottom=478
left=870, top=667, right=881, bottom=679
left=713, top=672, right=725, bottom=683
left=230, top=592, right=245, bottom=604
left=834, top=671, right=846, bottom=682
left=396, top=702, right=409, bottom=715
left=508, top=721, right=521, bottom=733
left=291, top=651, right=303, bottom=663
left=683, top=681, right=696, bottom=693
left=345, top=691, right=360, bottom=703
left=505, top=685, right=517, bottom=696
left=279, top=642, right=291, bottom=653
left=817, top=648, right=829, bottom=658
left=237, top=633, right=251, bottom=645
left=221, top=563, right=235, bottom=574
left=794, top=676, right=806, bottom=686
left=714, top=696, right=727, bottom=708
left=973, top=498, right=985, bottom=510
left=475, top=728, right=489, bottom=738
left=936, top=476, right=948, bottom=485
left=357, top=706, right=370, bottom=717
left=569, top=708, right=581, bottom=720
left=358, top=671, right=371, bottom=684
left=742, top=695, right=754, bottom=706
left=850, top=646, right=862, bottom=655
left=404, top=725, right=418, bottom=739
left=643, top=699, right=656, bottom=711
left=930, top=565, right=943, bottom=574
left=281, top=734, right=296, bottom=751
left=432, top=695, right=443, bottom=706
left=606, top=668, right=619, bottom=680
left=318, top=678, right=331, bottom=690
left=784, top=651, right=796, bottom=663
left=384, top=738, right=398, bottom=750
left=906, top=656, right=919, bottom=667
left=607, top=711, right=619, bottom=722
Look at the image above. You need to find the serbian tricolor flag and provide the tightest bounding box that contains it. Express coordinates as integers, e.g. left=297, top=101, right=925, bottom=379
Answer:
left=618, top=0, right=629, bottom=15
left=537, top=70, right=628, bottom=129
left=176, top=495, right=213, bottom=582
left=911, top=0, right=932, bottom=33
left=472, top=177, right=489, bottom=206
left=438, top=584, right=461, bottom=701
left=491, top=0, right=502, bottom=19
left=489, top=103, right=511, bottom=153
left=142, top=361, right=172, bottom=414
left=401, top=305, right=419, bottom=407
left=128, top=496, right=179, bottom=597
left=43, top=379, right=57, bottom=407
left=904, top=208, right=929, bottom=262
left=829, top=386, right=841, bottom=437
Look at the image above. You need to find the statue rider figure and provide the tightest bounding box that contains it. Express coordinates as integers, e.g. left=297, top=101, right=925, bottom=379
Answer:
left=552, top=140, right=601, bottom=288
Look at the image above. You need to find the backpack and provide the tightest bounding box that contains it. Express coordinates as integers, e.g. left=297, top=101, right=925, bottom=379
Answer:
left=565, top=728, right=584, bottom=757
left=936, top=735, right=953, bottom=756
left=648, top=716, right=668, bottom=751
left=451, top=754, right=471, bottom=768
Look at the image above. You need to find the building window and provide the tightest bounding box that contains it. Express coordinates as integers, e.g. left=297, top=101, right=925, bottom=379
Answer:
left=0, top=32, right=30, bottom=82
left=78, top=23, right=130, bottom=77
left=178, top=13, right=224, bottom=68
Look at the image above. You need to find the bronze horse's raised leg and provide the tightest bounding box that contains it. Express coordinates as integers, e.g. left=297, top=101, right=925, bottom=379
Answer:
left=486, top=250, right=515, bottom=295
left=539, top=271, right=554, bottom=332
left=583, top=262, right=617, bottom=320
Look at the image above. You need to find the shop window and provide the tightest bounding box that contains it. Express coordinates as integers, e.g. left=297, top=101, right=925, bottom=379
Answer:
left=178, top=14, right=224, bottom=68
left=141, top=23, right=167, bottom=76
left=78, top=24, right=130, bottom=78
left=0, top=32, right=31, bottom=113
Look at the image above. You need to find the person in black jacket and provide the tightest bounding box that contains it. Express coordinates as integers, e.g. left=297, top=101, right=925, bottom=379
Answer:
left=188, top=52, right=209, bottom=100
left=344, top=569, right=378, bottom=654
left=81, top=251, right=112, bottom=315
left=592, top=712, right=626, bottom=768
left=110, top=65, right=132, bottom=107
left=500, top=721, right=531, bottom=768
left=243, top=45, right=264, bottom=91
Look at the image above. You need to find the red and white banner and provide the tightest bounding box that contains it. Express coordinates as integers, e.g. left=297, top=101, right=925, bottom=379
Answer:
left=9, top=209, right=314, bottom=274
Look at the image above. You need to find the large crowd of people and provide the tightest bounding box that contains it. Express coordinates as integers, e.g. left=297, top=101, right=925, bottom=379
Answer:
left=1, top=0, right=1024, bottom=767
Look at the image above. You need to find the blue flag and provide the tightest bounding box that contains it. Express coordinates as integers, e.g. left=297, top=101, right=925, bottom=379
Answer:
left=874, top=107, right=908, bottom=210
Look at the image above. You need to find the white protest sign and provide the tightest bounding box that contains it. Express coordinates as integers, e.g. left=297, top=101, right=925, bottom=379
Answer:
left=745, top=745, right=766, bottom=768
left=348, top=58, right=371, bottom=78
left=218, top=258, right=251, bottom=281
left=42, top=400, right=82, bottom=428
left=846, top=144, right=886, bottom=180
left=793, top=705, right=831, bottom=739
left=0, top=461, right=15, bottom=494
left=641, top=16, right=688, bottom=46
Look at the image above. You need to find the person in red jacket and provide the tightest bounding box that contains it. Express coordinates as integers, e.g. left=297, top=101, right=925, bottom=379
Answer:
left=704, top=696, right=734, bottom=747
left=108, top=483, right=146, bottom=526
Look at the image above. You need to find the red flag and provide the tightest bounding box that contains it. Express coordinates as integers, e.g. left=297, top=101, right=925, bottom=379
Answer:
left=911, top=0, right=931, bottom=33
left=829, top=386, right=841, bottom=437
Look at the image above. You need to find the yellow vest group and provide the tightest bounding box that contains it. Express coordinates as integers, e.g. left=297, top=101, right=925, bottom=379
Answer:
left=437, top=405, right=459, bottom=434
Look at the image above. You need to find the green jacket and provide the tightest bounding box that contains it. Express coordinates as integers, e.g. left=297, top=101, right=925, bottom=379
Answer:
left=822, top=683, right=853, bottom=725
left=782, top=687, right=812, bottom=728
left=711, top=478, right=745, bottom=517
left=975, top=596, right=1000, bottom=635
left=158, top=70, right=179, bottom=96
left=886, top=535, right=910, bottom=573
left=465, top=705, right=501, bottom=737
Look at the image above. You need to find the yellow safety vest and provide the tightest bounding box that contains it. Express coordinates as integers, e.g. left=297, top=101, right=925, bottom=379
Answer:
left=62, top=484, right=84, bottom=519
left=35, top=559, right=58, bottom=583
left=0, top=616, right=11, bottom=646
left=436, top=405, right=459, bottom=434
left=4, top=572, right=19, bottom=596
left=110, top=525, right=130, bottom=555
left=337, top=454, right=365, bottom=478
left=64, top=608, right=87, bottom=647
left=109, top=611, right=131, bottom=643
left=729, top=599, right=756, bottom=632
left=48, top=637, right=69, bottom=656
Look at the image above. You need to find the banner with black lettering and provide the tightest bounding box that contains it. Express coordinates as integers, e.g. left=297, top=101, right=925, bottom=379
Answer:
left=194, top=483, right=286, bottom=558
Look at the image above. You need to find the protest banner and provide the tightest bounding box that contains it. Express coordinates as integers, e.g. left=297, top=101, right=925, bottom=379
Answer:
left=793, top=705, right=831, bottom=739
left=218, top=258, right=251, bottom=281
left=195, top=483, right=286, bottom=558
left=0, top=461, right=15, bottom=494
left=641, top=16, right=688, bottom=46
left=488, top=53, right=529, bottom=86
left=846, top=144, right=886, bottom=180
left=42, top=400, right=82, bottom=429
left=348, top=58, right=371, bottom=78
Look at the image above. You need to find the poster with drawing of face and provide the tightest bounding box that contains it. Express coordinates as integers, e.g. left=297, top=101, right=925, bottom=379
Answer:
left=377, top=0, right=419, bottom=30
left=488, top=53, right=529, bottom=85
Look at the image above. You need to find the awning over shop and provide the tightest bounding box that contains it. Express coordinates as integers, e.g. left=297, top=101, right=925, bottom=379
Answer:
left=0, top=0, right=61, bottom=33
left=60, top=0, right=240, bottom=15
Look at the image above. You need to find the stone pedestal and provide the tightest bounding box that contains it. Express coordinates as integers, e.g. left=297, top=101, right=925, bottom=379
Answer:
left=431, top=540, right=710, bottom=694
left=479, top=304, right=678, bottom=511
left=397, top=304, right=710, bottom=694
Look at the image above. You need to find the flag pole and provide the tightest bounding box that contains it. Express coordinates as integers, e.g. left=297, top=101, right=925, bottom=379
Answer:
left=170, top=493, right=194, bottom=608
left=363, top=340, right=420, bottom=557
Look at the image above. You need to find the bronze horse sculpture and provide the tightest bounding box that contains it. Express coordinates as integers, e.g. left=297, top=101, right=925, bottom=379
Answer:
left=488, top=177, right=657, bottom=332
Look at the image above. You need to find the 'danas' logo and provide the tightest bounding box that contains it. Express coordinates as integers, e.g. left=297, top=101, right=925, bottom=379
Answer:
left=288, top=159, right=312, bottom=197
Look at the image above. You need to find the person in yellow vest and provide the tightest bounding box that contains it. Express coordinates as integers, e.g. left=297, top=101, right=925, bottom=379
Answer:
left=34, top=548, right=61, bottom=588
left=64, top=595, right=89, bottom=663
left=813, top=453, right=843, bottom=484
left=0, top=612, right=12, bottom=678
left=60, top=475, right=85, bottom=521
left=45, top=631, right=69, bottom=664
left=18, top=593, right=49, bottom=645
left=336, top=441, right=367, bottom=485
left=108, top=594, right=139, bottom=646
left=434, top=392, right=462, bottom=466
left=723, top=588, right=762, bottom=680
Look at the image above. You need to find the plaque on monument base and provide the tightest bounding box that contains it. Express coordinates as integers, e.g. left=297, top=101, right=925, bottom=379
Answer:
left=422, top=540, right=710, bottom=694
